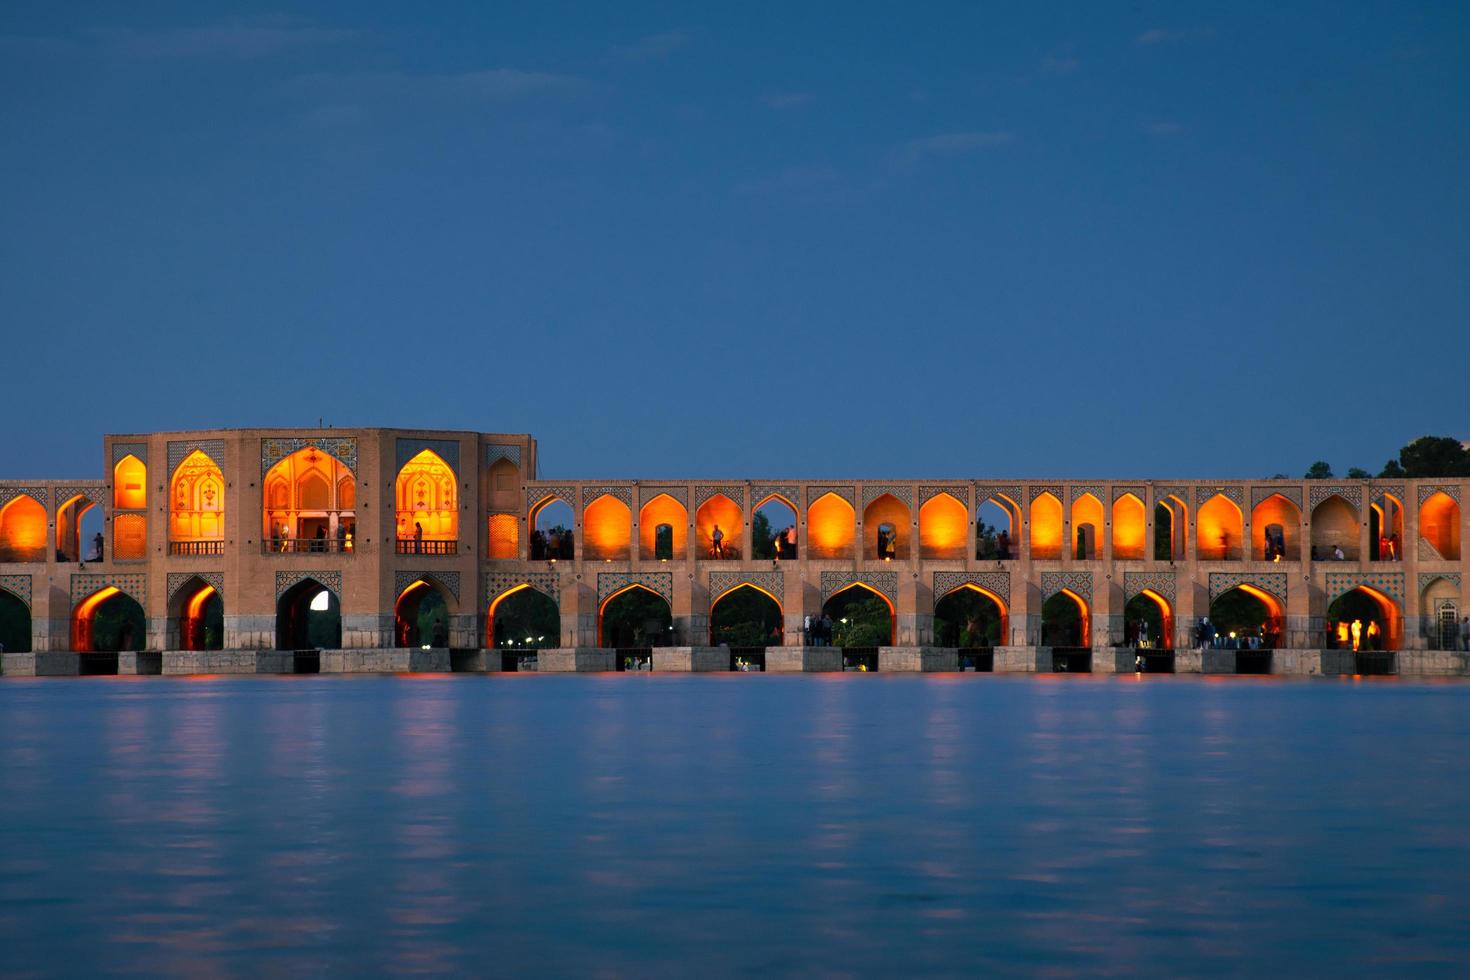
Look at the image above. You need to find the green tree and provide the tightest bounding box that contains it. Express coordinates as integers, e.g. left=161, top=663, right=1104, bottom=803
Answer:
left=493, top=588, right=559, bottom=648
left=751, top=511, right=774, bottom=559
left=1346, top=467, right=1371, bottom=479
left=822, top=590, right=891, bottom=647
left=1379, top=459, right=1407, bottom=478
left=710, top=586, right=782, bottom=646
left=1397, top=436, right=1470, bottom=477
left=1305, top=461, right=1334, bottom=479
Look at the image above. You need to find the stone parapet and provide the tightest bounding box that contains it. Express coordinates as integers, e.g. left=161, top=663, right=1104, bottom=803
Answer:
left=1, top=652, right=80, bottom=676
left=1399, top=651, right=1470, bottom=675
left=993, top=646, right=1037, bottom=673
left=877, top=647, right=958, bottom=672
left=652, top=646, right=730, bottom=672
left=766, top=646, right=842, bottom=672
left=538, top=648, right=615, bottom=672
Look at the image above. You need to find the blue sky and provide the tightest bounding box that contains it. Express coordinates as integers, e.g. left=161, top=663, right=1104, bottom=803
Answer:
left=2, top=2, right=1466, bottom=479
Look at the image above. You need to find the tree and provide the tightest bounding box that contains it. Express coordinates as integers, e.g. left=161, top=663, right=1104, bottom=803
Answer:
left=751, top=511, right=774, bottom=559
left=1346, top=467, right=1371, bottom=479
left=1305, top=461, right=1334, bottom=479
left=1379, top=459, right=1407, bottom=478
left=1397, top=436, right=1470, bottom=477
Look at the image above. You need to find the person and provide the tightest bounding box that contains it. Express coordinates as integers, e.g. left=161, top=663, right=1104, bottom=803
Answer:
left=93, top=531, right=105, bottom=561
left=1333, top=545, right=1345, bottom=561
left=711, top=524, right=724, bottom=559
left=315, top=524, right=327, bottom=553
left=1137, top=621, right=1148, bottom=648
left=1365, top=620, right=1380, bottom=650
left=336, top=522, right=347, bottom=550
left=785, top=525, right=797, bottom=558
left=1462, top=616, right=1470, bottom=652
left=414, top=521, right=424, bottom=554
left=1350, top=619, right=1363, bottom=652
left=803, top=613, right=812, bottom=645
left=1389, top=533, right=1400, bottom=561
left=821, top=613, right=833, bottom=647
left=996, top=530, right=1010, bottom=560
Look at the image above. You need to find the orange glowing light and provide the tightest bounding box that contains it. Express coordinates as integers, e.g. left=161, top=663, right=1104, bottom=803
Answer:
left=0, top=493, right=47, bottom=562
left=695, top=493, right=742, bottom=559
left=1029, top=492, right=1063, bottom=560
left=1311, top=494, right=1360, bottom=561
left=1420, top=491, right=1460, bottom=560
left=487, top=514, right=519, bottom=559
left=395, top=449, right=459, bottom=542
left=919, top=492, right=967, bottom=560
left=71, top=586, right=120, bottom=651
left=639, top=493, right=687, bottom=560
left=113, top=513, right=148, bottom=561
left=113, top=454, right=146, bottom=510
left=583, top=494, right=631, bottom=560
left=1196, top=493, right=1243, bottom=561
left=1111, top=493, right=1146, bottom=560
left=864, top=493, right=910, bottom=560
left=1071, top=493, right=1104, bottom=559
left=170, top=450, right=224, bottom=544
left=807, top=492, right=855, bottom=560
left=261, top=445, right=356, bottom=543
left=1251, top=493, right=1300, bottom=561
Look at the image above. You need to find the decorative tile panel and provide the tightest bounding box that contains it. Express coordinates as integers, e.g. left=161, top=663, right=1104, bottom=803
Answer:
left=1069, top=485, right=1104, bottom=503
left=485, top=444, right=522, bottom=468
left=0, top=486, right=48, bottom=509
left=526, top=486, right=575, bottom=514
left=1418, top=572, right=1461, bottom=595
left=919, top=485, right=966, bottom=507
left=1155, top=486, right=1190, bottom=506
left=695, top=485, right=744, bottom=509
left=111, top=442, right=147, bottom=465
left=395, top=437, right=460, bottom=472
left=820, top=570, right=898, bottom=605
left=1252, top=486, right=1302, bottom=510
left=751, top=485, right=800, bottom=509
left=1124, top=571, right=1177, bottom=602
left=1208, top=572, right=1287, bottom=604
left=977, top=486, right=1023, bottom=507
left=274, top=570, right=341, bottom=600
left=261, top=437, right=356, bottom=475
left=581, top=485, right=633, bottom=508
left=1308, top=485, right=1363, bottom=511
left=861, top=484, right=913, bottom=509
left=707, top=570, right=784, bottom=605
left=1324, top=571, right=1403, bottom=603
left=1112, top=485, right=1146, bottom=503
left=71, top=573, right=146, bottom=606
left=167, top=439, right=226, bottom=475
left=933, top=571, right=1009, bottom=605
left=1194, top=485, right=1245, bottom=509
left=395, top=569, right=460, bottom=602
left=0, top=574, right=32, bottom=608
left=166, top=571, right=224, bottom=603
left=1028, top=485, right=1063, bottom=503
left=598, top=571, right=674, bottom=604
left=807, top=486, right=855, bottom=508
left=638, top=486, right=688, bottom=508
left=1418, top=484, right=1462, bottom=505
left=1040, top=571, right=1093, bottom=602
left=53, top=486, right=106, bottom=510
left=484, top=571, right=560, bottom=604
left=1371, top=484, right=1406, bottom=504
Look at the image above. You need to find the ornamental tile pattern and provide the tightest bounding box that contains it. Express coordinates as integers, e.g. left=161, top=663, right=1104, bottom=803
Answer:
left=820, top=570, right=898, bottom=604
left=53, top=486, right=106, bottom=510
left=582, top=485, right=633, bottom=508
left=166, top=571, right=224, bottom=603
left=484, top=571, right=560, bottom=604
left=638, top=486, right=688, bottom=508
left=1419, top=536, right=1448, bottom=561
left=598, top=571, right=674, bottom=604
left=1208, top=572, right=1287, bottom=604
left=111, top=442, right=147, bottom=465
left=695, top=485, right=744, bottom=509
left=1155, top=485, right=1190, bottom=506
left=707, top=570, right=784, bottom=605
left=1418, top=572, right=1461, bottom=595
left=861, top=484, right=913, bottom=509
left=977, top=485, right=1023, bottom=506
left=751, top=485, right=800, bottom=509
left=395, top=570, right=460, bottom=602
left=1040, top=571, right=1093, bottom=602
left=1069, top=485, right=1104, bottom=503
left=919, top=485, right=966, bottom=506
left=274, top=570, right=341, bottom=600
left=1308, top=485, right=1363, bottom=511
left=71, top=573, right=146, bottom=606
left=1194, top=485, right=1245, bottom=509
left=0, top=486, right=48, bottom=509
left=485, top=444, right=522, bottom=468
left=1324, top=571, right=1404, bottom=603
left=1418, top=484, right=1462, bottom=505
left=1112, top=485, right=1146, bottom=503
left=0, top=574, right=32, bottom=608
left=807, top=486, right=855, bottom=508
left=1371, top=484, right=1406, bottom=504
left=933, top=571, right=1010, bottom=605
left=1028, top=485, right=1063, bottom=503
left=1124, top=572, right=1177, bottom=602
left=261, top=437, right=356, bottom=475
left=395, top=437, right=460, bottom=472
left=166, top=439, right=226, bottom=475
left=527, top=486, right=575, bottom=514
left=1252, top=486, right=1302, bottom=509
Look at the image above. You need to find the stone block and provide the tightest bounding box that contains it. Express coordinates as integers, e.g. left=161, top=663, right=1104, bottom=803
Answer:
left=538, top=648, right=615, bottom=672
left=652, top=647, right=730, bottom=672
left=1, top=652, right=82, bottom=676
left=162, top=650, right=267, bottom=675
left=993, top=646, right=1036, bottom=673
left=1274, top=650, right=1322, bottom=675
left=319, top=650, right=412, bottom=673
left=1174, top=650, right=1203, bottom=673
left=118, top=651, right=162, bottom=675
left=1202, top=650, right=1236, bottom=674
left=765, top=647, right=842, bottom=672
left=878, top=647, right=959, bottom=672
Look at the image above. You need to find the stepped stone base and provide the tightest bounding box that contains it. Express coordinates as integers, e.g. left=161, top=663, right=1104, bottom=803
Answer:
left=652, top=647, right=730, bottom=671
left=766, top=647, right=843, bottom=672
left=878, top=647, right=958, bottom=672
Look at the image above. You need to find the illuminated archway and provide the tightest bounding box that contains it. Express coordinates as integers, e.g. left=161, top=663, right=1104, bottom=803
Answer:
left=395, top=579, right=449, bottom=648
left=0, top=588, right=32, bottom=653
left=1071, top=493, right=1104, bottom=559
left=262, top=446, right=356, bottom=552
left=977, top=493, right=1018, bottom=559
left=864, top=493, right=909, bottom=561
left=169, top=450, right=225, bottom=554
left=72, top=587, right=146, bottom=652
left=1125, top=589, right=1172, bottom=649
left=583, top=494, right=631, bottom=561
left=1041, top=589, right=1089, bottom=647
left=1029, top=492, right=1063, bottom=560
left=395, top=449, right=458, bottom=553
left=113, top=454, right=146, bottom=510
left=1419, top=491, right=1460, bottom=560
left=696, top=493, right=742, bottom=560
left=933, top=583, right=1007, bottom=647
left=709, top=584, right=783, bottom=646
left=820, top=583, right=895, bottom=647
left=487, top=584, right=559, bottom=649
left=1326, top=586, right=1399, bottom=651
left=0, top=494, right=47, bottom=563
left=1111, top=493, right=1146, bottom=560
left=529, top=496, right=575, bottom=559
left=1369, top=492, right=1405, bottom=560
left=807, top=492, right=855, bottom=560
left=753, top=493, right=798, bottom=560
left=169, top=577, right=223, bottom=651
left=1310, top=494, right=1359, bottom=561
left=1196, top=494, right=1243, bottom=561
left=919, top=492, right=967, bottom=560
left=1208, top=584, right=1284, bottom=648
left=57, top=494, right=102, bottom=562
left=1251, top=493, right=1300, bottom=561
left=275, top=578, right=340, bottom=650
left=639, top=494, right=687, bottom=561
left=1156, top=494, right=1188, bottom=560
left=598, top=584, right=672, bottom=647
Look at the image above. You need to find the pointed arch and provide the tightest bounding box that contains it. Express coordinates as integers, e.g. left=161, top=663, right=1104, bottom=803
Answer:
left=262, top=446, right=357, bottom=551
left=1251, top=492, right=1300, bottom=561
left=1419, top=491, right=1460, bottom=560
left=0, top=587, right=31, bottom=653
left=1125, top=589, right=1173, bottom=649
left=1156, top=493, right=1188, bottom=560
left=696, top=493, right=742, bottom=560
left=1196, top=493, right=1243, bottom=561
left=807, top=492, right=855, bottom=560
left=863, top=493, right=910, bottom=561
left=487, top=582, right=559, bottom=649
left=934, top=582, right=1009, bottom=646
left=1326, top=585, right=1400, bottom=651
left=169, top=450, right=225, bottom=553
left=709, top=583, right=783, bottom=646
left=0, top=493, right=47, bottom=563
left=168, top=576, right=223, bottom=651
left=72, top=586, right=146, bottom=653
left=395, top=448, right=459, bottom=548
left=1310, top=493, right=1359, bottom=560
left=113, top=454, right=146, bottom=510
left=275, top=576, right=340, bottom=650
left=1111, top=492, right=1146, bottom=560
left=1071, top=493, right=1104, bottom=559
left=56, top=493, right=101, bottom=562
left=598, top=583, right=672, bottom=647
left=919, top=491, right=968, bottom=560
left=639, top=493, right=687, bottom=561
left=1029, top=491, right=1063, bottom=560
left=394, top=577, right=450, bottom=648
left=1041, top=588, right=1090, bottom=647
left=583, top=493, right=631, bottom=561
left=820, top=582, right=895, bottom=646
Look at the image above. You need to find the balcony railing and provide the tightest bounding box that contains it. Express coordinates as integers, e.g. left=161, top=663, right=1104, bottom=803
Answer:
left=264, top=537, right=353, bottom=554
left=396, top=539, right=457, bottom=556
left=169, top=540, right=225, bottom=556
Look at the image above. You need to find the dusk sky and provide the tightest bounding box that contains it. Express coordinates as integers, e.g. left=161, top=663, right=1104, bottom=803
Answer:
left=2, top=2, right=1466, bottom=479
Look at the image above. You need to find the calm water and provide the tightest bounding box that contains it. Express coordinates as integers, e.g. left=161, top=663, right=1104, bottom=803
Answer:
left=1, top=675, right=1468, bottom=977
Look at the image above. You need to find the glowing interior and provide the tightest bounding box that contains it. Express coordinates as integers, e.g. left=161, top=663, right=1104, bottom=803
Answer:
left=71, top=585, right=120, bottom=651
left=55, top=494, right=96, bottom=561
left=0, top=494, right=47, bottom=562
left=261, top=446, right=357, bottom=543
left=1029, top=492, right=1063, bottom=560
left=395, top=449, right=459, bottom=541
left=864, top=493, right=910, bottom=560
left=1196, top=494, right=1243, bottom=561
left=113, top=513, right=148, bottom=560
left=170, top=450, right=224, bottom=543
left=1310, top=494, right=1359, bottom=560
left=639, top=494, right=687, bottom=559
left=1111, top=493, right=1146, bottom=560
left=583, top=494, right=631, bottom=560
left=1419, top=491, right=1460, bottom=560
left=919, top=492, right=968, bottom=560
left=487, top=514, right=519, bottom=559
left=807, top=492, right=855, bottom=560
left=113, top=454, right=146, bottom=510
left=695, top=494, right=742, bottom=559
left=1070, top=493, right=1104, bottom=558
left=1251, top=493, right=1300, bottom=560
left=1136, top=588, right=1173, bottom=648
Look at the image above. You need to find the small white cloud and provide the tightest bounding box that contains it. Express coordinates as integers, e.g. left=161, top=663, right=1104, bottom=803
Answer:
left=607, top=30, right=690, bottom=64
left=892, top=131, right=1013, bottom=168
left=764, top=91, right=814, bottom=110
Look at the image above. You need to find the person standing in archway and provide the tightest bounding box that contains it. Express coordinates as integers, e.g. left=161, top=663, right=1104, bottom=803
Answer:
left=414, top=521, right=423, bottom=555
left=711, top=524, right=724, bottom=559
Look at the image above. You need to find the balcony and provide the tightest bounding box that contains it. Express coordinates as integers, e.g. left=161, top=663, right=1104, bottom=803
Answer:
left=396, top=539, right=457, bottom=556
left=264, top=537, right=353, bottom=554
left=169, top=540, right=225, bottom=556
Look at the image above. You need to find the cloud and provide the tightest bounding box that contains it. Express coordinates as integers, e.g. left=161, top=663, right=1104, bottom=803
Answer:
left=606, top=30, right=690, bottom=64
left=764, top=91, right=814, bottom=110
left=1136, top=28, right=1185, bottom=45
left=891, top=131, right=1013, bottom=168
left=1139, top=120, right=1184, bottom=137
left=1040, top=55, right=1079, bottom=74
left=103, top=16, right=359, bottom=60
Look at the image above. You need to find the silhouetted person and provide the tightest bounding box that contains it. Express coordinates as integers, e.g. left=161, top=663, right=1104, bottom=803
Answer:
left=997, top=530, right=1010, bottom=560
left=711, top=524, right=724, bottom=558
left=414, top=521, right=423, bottom=554
left=93, top=532, right=105, bottom=561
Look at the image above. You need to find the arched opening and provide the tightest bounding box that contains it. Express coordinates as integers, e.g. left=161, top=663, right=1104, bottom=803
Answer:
left=864, top=493, right=910, bottom=561
left=0, top=494, right=47, bottom=563
left=976, top=495, right=1017, bottom=559
left=919, top=492, right=967, bottom=560
left=1421, top=576, right=1460, bottom=649
left=1207, top=585, right=1283, bottom=649
left=583, top=494, right=631, bottom=562
left=487, top=513, right=519, bottom=559
left=395, top=579, right=449, bottom=648
left=807, top=492, right=854, bottom=560
left=488, top=458, right=519, bottom=494
left=1155, top=495, right=1188, bottom=560
left=487, top=585, right=559, bottom=649
left=56, top=494, right=103, bottom=563
left=170, top=578, right=223, bottom=651
left=529, top=497, right=575, bottom=560
left=1112, top=493, right=1146, bottom=560
left=710, top=584, right=783, bottom=647
left=1041, top=589, right=1089, bottom=647
left=1326, top=586, right=1399, bottom=651
left=113, top=454, right=146, bottom=510
left=275, top=579, right=341, bottom=650
left=598, top=584, right=672, bottom=648
left=821, top=583, right=895, bottom=648
left=1071, top=493, right=1104, bottom=560
left=1124, top=590, right=1172, bottom=649
left=1310, top=494, right=1359, bottom=561
left=168, top=450, right=225, bottom=555
left=639, top=494, right=687, bottom=561
left=0, top=589, right=32, bottom=653
left=395, top=449, right=459, bottom=554
left=1196, top=494, right=1243, bottom=561
left=262, top=446, right=356, bottom=553
left=752, top=494, right=798, bottom=560
left=933, top=584, right=1007, bottom=648
left=1252, top=493, right=1300, bottom=561
left=1370, top=492, right=1405, bottom=561
left=1029, top=492, right=1063, bottom=560
left=1419, top=491, right=1460, bottom=560
left=696, top=494, right=742, bottom=560
left=72, top=587, right=146, bottom=652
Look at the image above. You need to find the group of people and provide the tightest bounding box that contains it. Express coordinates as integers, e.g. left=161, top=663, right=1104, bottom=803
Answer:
left=802, top=613, right=837, bottom=646
left=530, top=527, right=575, bottom=560
left=1329, top=619, right=1382, bottom=651
left=770, top=525, right=797, bottom=560
left=978, top=530, right=1012, bottom=560
left=1378, top=533, right=1401, bottom=561
left=1195, top=617, right=1275, bottom=650
left=273, top=523, right=350, bottom=552
left=875, top=525, right=899, bottom=560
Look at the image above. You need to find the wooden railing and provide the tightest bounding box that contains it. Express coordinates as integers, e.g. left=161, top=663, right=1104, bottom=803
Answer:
left=169, top=540, right=224, bottom=556
left=396, top=539, right=457, bottom=555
